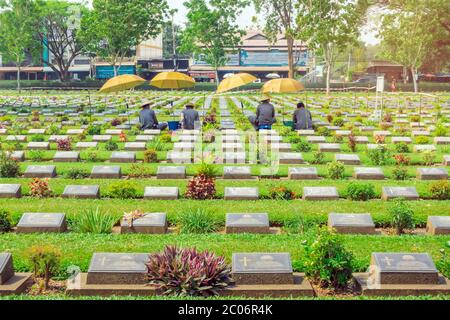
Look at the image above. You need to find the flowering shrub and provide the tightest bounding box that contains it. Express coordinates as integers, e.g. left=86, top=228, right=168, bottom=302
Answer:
left=110, top=118, right=122, bottom=126
left=347, top=134, right=357, bottom=152
left=269, top=186, right=296, bottom=200
left=374, top=135, right=385, bottom=144
left=392, top=167, right=408, bottom=180
left=29, top=178, right=52, bottom=198
left=128, top=164, right=152, bottom=178
left=327, top=161, right=345, bottom=180
left=56, top=138, right=72, bottom=151
left=143, top=149, right=158, bottom=163
left=185, top=174, right=216, bottom=200
left=429, top=181, right=449, bottom=200
left=146, top=246, right=232, bottom=296
left=393, top=154, right=410, bottom=166
left=119, top=131, right=127, bottom=142
left=302, top=227, right=354, bottom=289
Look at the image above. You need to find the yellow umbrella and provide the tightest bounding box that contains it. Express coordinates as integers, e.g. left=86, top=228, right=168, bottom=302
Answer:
left=99, top=74, right=146, bottom=93
left=216, top=73, right=257, bottom=93
left=262, top=78, right=305, bottom=93
left=150, top=71, right=195, bottom=89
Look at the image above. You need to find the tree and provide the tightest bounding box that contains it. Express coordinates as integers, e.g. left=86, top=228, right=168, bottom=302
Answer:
left=180, top=0, right=248, bottom=85
left=31, top=0, right=86, bottom=82
left=296, top=0, right=364, bottom=94
left=253, top=0, right=297, bottom=79
left=79, top=0, right=169, bottom=77
left=377, top=0, right=450, bottom=78
left=378, top=2, right=435, bottom=92
left=0, top=0, right=37, bottom=91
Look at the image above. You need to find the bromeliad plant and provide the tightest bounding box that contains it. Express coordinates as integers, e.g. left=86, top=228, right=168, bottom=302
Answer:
left=146, top=246, right=232, bottom=297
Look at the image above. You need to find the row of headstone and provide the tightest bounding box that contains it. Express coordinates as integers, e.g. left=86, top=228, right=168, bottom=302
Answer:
left=65, top=250, right=450, bottom=297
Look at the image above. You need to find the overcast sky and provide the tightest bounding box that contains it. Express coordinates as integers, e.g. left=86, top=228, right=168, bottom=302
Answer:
left=71, top=0, right=380, bottom=45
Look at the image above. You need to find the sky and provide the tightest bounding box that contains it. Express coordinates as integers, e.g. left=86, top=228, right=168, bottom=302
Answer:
left=71, top=0, right=380, bottom=45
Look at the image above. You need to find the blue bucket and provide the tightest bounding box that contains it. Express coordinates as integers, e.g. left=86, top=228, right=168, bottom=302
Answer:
left=168, top=121, right=180, bottom=131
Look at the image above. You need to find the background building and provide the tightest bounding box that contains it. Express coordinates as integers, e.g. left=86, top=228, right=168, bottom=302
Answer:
left=189, top=31, right=311, bottom=82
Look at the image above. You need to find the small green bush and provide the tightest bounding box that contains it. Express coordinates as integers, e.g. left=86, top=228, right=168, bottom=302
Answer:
left=294, top=139, right=312, bottom=152
left=86, top=149, right=99, bottom=162
left=64, top=168, right=89, bottom=179
left=434, top=124, right=448, bottom=137
left=177, top=208, right=221, bottom=234
left=332, top=117, right=344, bottom=127
left=429, top=180, right=450, bottom=200
left=346, top=182, right=375, bottom=201
left=73, top=207, right=117, bottom=234
left=368, top=146, right=389, bottom=165
left=28, top=150, right=45, bottom=162
left=422, top=151, right=435, bottom=166
left=311, top=151, right=325, bottom=164
left=395, top=142, right=410, bottom=153
left=108, top=181, right=138, bottom=199
left=392, top=166, right=408, bottom=180
left=389, top=199, right=415, bottom=235
left=317, top=127, right=331, bottom=137
left=104, top=141, right=118, bottom=151
left=196, top=162, right=218, bottom=178
left=87, top=125, right=101, bottom=135
left=302, top=227, right=354, bottom=289
left=415, top=136, right=429, bottom=145
left=0, top=210, right=12, bottom=233
left=327, top=161, right=345, bottom=179
left=31, top=135, right=45, bottom=142
left=143, top=149, right=158, bottom=163
left=0, top=152, right=20, bottom=177
left=27, top=245, right=61, bottom=290
left=436, top=249, right=450, bottom=279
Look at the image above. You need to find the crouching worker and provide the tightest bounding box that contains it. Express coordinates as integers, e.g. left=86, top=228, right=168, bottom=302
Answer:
left=248, top=94, right=276, bottom=131
left=139, top=103, right=168, bottom=131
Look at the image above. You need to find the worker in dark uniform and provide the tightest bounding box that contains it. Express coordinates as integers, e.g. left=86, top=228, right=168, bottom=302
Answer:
left=248, top=94, right=276, bottom=130
left=181, top=104, right=200, bottom=130
left=139, top=103, right=167, bottom=130
left=293, top=102, right=313, bottom=130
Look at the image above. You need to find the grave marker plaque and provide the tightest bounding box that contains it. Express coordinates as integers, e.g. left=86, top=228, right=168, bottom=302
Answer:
left=426, top=216, right=450, bottom=235
left=24, top=165, right=57, bottom=178
left=16, top=213, right=67, bottom=233
left=156, top=166, right=186, bottom=179
left=381, top=187, right=419, bottom=200
left=368, top=253, right=439, bottom=285
left=144, top=187, right=179, bottom=200
left=86, top=253, right=149, bottom=285
left=303, top=187, right=339, bottom=201
left=110, top=152, right=136, bottom=163
left=232, top=253, right=294, bottom=285
left=226, top=213, right=270, bottom=234
left=120, top=213, right=167, bottom=234
left=0, top=184, right=21, bottom=198
left=328, top=213, right=376, bottom=234
left=91, top=166, right=122, bottom=179
left=0, top=253, right=14, bottom=285
left=62, top=185, right=100, bottom=199
left=416, top=168, right=448, bottom=180
left=288, top=167, right=318, bottom=180
left=224, top=187, right=259, bottom=200
left=223, top=166, right=252, bottom=179
left=353, top=167, right=385, bottom=180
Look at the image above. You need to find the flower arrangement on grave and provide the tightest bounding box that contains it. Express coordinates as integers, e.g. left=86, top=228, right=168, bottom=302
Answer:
left=269, top=185, right=296, bottom=200
left=146, top=245, right=232, bottom=297
left=29, top=178, right=52, bottom=198
left=123, top=210, right=145, bottom=227
left=56, top=138, right=72, bottom=151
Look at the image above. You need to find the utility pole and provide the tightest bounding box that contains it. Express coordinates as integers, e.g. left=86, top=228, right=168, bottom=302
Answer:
left=171, top=9, right=178, bottom=72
